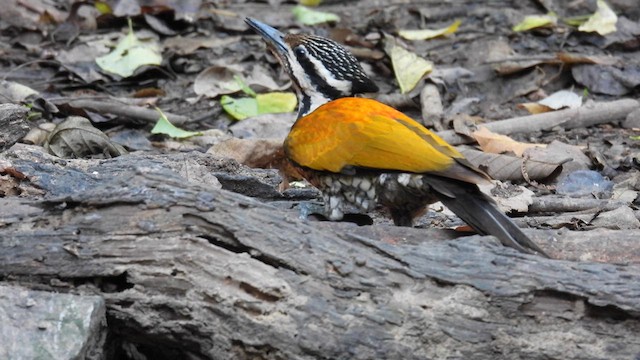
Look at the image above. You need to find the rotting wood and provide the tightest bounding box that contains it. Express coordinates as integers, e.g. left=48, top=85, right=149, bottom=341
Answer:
left=0, top=145, right=639, bottom=360
left=0, top=104, right=29, bottom=152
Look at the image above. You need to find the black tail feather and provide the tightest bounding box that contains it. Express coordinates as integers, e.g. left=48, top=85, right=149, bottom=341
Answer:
left=427, top=177, right=549, bottom=257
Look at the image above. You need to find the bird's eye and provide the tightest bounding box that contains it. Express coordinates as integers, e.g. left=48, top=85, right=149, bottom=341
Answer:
left=294, top=46, right=307, bottom=57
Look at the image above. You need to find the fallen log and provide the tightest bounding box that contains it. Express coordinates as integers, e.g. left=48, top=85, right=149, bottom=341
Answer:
left=0, top=145, right=639, bottom=360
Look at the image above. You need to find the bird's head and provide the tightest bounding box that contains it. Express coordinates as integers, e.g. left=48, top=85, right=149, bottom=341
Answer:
left=245, top=18, right=379, bottom=117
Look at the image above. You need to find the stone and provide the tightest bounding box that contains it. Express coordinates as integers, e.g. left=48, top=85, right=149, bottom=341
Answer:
left=0, top=284, right=106, bottom=360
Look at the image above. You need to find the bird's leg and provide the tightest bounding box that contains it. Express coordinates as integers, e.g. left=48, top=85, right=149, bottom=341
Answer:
left=377, top=173, right=438, bottom=227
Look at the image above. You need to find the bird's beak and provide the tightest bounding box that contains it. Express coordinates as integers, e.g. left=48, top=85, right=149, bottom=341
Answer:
left=245, top=18, right=289, bottom=56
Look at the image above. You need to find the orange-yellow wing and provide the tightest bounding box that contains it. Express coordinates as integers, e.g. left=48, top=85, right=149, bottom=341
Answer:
left=285, top=97, right=469, bottom=176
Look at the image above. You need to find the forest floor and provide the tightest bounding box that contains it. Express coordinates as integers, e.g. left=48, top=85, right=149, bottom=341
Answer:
left=1, top=1, right=640, bottom=359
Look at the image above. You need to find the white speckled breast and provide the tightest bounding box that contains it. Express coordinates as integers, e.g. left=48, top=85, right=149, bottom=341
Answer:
left=314, top=174, right=379, bottom=220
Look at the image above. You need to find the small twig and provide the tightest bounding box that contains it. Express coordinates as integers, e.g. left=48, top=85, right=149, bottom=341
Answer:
left=528, top=196, right=627, bottom=214
left=437, top=99, right=640, bottom=145
left=521, top=153, right=556, bottom=191
left=56, top=98, right=191, bottom=125
left=482, top=55, right=560, bottom=65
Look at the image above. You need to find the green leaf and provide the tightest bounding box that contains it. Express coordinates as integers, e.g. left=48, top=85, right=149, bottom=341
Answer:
left=96, top=19, right=162, bottom=77
left=292, top=5, right=340, bottom=25
left=578, top=0, right=617, bottom=35
left=220, top=96, right=258, bottom=120
left=257, top=92, right=297, bottom=113
left=562, top=15, right=591, bottom=27
left=94, top=1, right=112, bottom=14
left=151, top=108, right=202, bottom=138
left=630, top=135, right=640, bottom=140
left=221, top=92, right=297, bottom=120
left=398, top=20, right=461, bottom=41
left=512, top=13, right=557, bottom=32
left=235, top=75, right=257, bottom=97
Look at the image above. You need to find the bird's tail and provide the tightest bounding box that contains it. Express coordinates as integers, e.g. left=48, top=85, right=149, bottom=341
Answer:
left=426, top=176, right=549, bottom=258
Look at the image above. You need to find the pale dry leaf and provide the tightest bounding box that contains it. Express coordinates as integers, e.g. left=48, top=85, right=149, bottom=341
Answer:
left=538, top=90, right=582, bottom=110
left=95, top=20, right=162, bottom=78
left=399, top=20, right=461, bottom=41
left=0, top=80, right=38, bottom=102
left=579, top=0, right=617, bottom=36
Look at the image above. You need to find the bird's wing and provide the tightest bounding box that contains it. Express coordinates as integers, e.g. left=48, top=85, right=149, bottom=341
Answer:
left=284, top=98, right=487, bottom=184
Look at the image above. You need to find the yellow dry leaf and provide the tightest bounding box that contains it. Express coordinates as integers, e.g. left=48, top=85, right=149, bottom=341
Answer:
left=578, top=0, right=617, bottom=35
left=517, top=103, right=553, bottom=114
left=384, top=37, right=433, bottom=93
left=472, top=126, right=545, bottom=157
left=512, top=13, right=557, bottom=32
left=398, top=20, right=461, bottom=40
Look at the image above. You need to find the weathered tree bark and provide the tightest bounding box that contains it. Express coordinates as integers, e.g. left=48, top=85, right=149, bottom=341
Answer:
left=0, top=104, right=29, bottom=153
left=1, top=144, right=639, bottom=360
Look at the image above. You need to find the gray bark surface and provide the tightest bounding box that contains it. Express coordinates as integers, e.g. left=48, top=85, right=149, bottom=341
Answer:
left=0, top=144, right=639, bottom=360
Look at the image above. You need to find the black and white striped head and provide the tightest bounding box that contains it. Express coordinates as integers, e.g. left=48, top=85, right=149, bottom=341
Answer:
left=245, top=18, right=379, bottom=117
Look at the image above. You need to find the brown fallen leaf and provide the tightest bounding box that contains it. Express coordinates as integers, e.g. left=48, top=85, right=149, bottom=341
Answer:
left=207, top=138, right=305, bottom=191
left=517, top=102, right=553, bottom=114
left=494, top=52, right=619, bottom=76
left=472, top=126, right=545, bottom=157
left=555, top=52, right=619, bottom=66
left=207, top=138, right=285, bottom=169
left=494, top=59, right=551, bottom=76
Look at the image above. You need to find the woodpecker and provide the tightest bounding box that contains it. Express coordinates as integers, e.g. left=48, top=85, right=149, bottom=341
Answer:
left=245, top=18, right=548, bottom=257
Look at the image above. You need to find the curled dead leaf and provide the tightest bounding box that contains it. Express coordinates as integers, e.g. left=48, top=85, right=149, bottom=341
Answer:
left=45, top=116, right=127, bottom=158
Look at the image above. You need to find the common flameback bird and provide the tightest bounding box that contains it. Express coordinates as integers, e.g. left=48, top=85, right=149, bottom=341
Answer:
left=245, top=18, right=548, bottom=257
